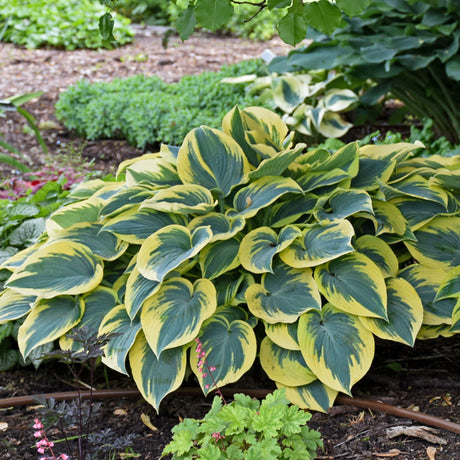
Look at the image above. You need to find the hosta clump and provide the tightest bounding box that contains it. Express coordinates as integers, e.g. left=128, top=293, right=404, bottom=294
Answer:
left=1, top=106, right=459, bottom=413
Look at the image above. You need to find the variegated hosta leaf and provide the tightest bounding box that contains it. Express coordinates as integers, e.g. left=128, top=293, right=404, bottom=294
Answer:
left=129, top=332, right=187, bottom=411
left=279, top=380, right=338, bottom=413
left=317, top=112, right=353, bottom=138
left=280, top=219, right=355, bottom=268
left=6, top=241, right=104, bottom=298
left=18, top=296, right=84, bottom=358
left=116, top=152, right=162, bottom=177
left=360, top=278, right=423, bottom=346
left=215, top=272, right=254, bottom=307
left=1, top=243, right=44, bottom=271
left=359, top=141, right=423, bottom=162
left=125, top=157, right=180, bottom=188
left=141, top=184, right=217, bottom=215
left=260, top=337, right=316, bottom=386
left=46, top=199, right=103, bottom=238
left=177, top=126, right=250, bottom=196
left=399, top=264, right=455, bottom=325
left=435, top=266, right=460, bottom=302
left=264, top=194, right=318, bottom=228
left=264, top=321, right=300, bottom=351
left=354, top=235, right=399, bottom=278
left=99, top=186, right=156, bottom=218
left=315, top=142, right=359, bottom=177
left=213, top=305, right=248, bottom=323
left=99, top=304, right=142, bottom=374
left=431, top=170, right=460, bottom=195
left=51, top=223, right=128, bottom=261
left=240, top=225, right=301, bottom=274
left=316, top=189, right=373, bottom=221
left=199, top=238, right=240, bottom=279
left=371, top=199, right=407, bottom=236
left=450, top=299, right=460, bottom=333
left=245, top=261, right=321, bottom=324
left=188, top=213, right=245, bottom=242
left=141, top=277, right=216, bottom=357
left=113, top=274, right=129, bottom=303
left=295, top=168, right=351, bottom=193
left=68, top=179, right=107, bottom=200
left=60, top=287, right=119, bottom=351
left=298, top=304, right=375, bottom=395
left=404, top=216, right=460, bottom=270
left=271, top=75, right=308, bottom=113
left=137, top=225, right=212, bottom=283
left=351, top=157, right=396, bottom=191
left=125, top=266, right=161, bottom=319
left=417, top=324, right=456, bottom=340
left=190, top=317, right=257, bottom=395
left=320, top=89, right=358, bottom=112
left=233, top=176, right=303, bottom=218
left=315, top=252, right=388, bottom=319
left=0, top=290, right=36, bottom=323
left=103, top=206, right=188, bottom=245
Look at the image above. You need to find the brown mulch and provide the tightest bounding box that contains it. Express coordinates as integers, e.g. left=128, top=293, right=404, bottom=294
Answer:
left=1, top=28, right=460, bottom=460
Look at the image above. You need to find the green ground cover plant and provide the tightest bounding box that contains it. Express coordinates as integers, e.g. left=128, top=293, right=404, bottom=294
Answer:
left=55, top=59, right=267, bottom=149
left=0, top=0, right=133, bottom=49
left=1, top=106, right=458, bottom=413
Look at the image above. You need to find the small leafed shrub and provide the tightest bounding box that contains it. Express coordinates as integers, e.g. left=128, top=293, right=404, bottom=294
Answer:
left=0, top=0, right=133, bottom=49
left=55, top=60, right=266, bottom=149
left=0, top=106, right=459, bottom=413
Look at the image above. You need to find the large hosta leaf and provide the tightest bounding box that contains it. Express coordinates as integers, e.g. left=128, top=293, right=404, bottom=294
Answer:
left=351, top=157, right=396, bottom=191
left=360, top=278, right=423, bottom=346
left=129, top=332, right=187, bottom=411
left=315, top=252, right=388, bottom=319
left=233, top=176, right=303, bottom=218
left=279, top=380, right=338, bottom=413
left=141, top=184, right=216, bottom=215
left=125, top=157, right=180, bottom=187
left=99, top=304, right=142, bottom=374
left=190, top=317, right=257, bottom=395
left=371, top=199, right=407, bottom=236
left=177, top=126, right=249, bottom=196
left=316, top=189, right=373, bottom=221
left=199, top=238, right=240, bottom=279
left=99, top=186, right=155, bottom=218
left=260, top=337, right=316, bottom=386
left=354, top=235, right=399, bottom=278
left=280, top=219, right=355, bottom=268
left=450, top=299, right=460, bottom=333
left=400, top=264, right=455, bottom=325
left=404, top=216, right=460, bottom=269
left=240, top=225, right=301, bottom=274
left=188, top=213, right=245, bottom=242
left=141, top=277, right=216, bottom=357
left=264, top=194, right=318, bottom=228
left=0, top=290, right=35, bottom=323
left=18, top=296, right=84, bottom=358
left=245, top=261, right=321, bottom=324
left=125, top=266, right=161, bottom=319
left=137, top=225, right=213, bottom=282
left=264, top=322, right=300, bottom=351
left=435, top=266, right=460, bottom=302
left=298, top=304, right=375, bottom=394
left=6, top=241, right=104, bottom=298
left=271, top=75, right=308, bottom=113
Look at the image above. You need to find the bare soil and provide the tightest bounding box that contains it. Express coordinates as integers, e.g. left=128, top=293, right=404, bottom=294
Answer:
left=0, top=28, right=459, bottom=460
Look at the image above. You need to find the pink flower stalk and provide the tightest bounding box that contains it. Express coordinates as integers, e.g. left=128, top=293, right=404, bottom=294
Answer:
left=32, top=418, right=69, bottom=460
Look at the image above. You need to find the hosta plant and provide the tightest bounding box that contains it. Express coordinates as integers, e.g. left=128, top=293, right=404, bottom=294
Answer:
left=0, top=106, right=459, bottom=412
left=222, top=70, right=358, bottom=142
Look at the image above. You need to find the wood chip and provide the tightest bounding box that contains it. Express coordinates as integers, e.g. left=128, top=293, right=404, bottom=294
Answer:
left=426, top=446, right=437, bottom=460
left=372, top=449, right=402, bottom=457
left=386, top=425, right=447, bottom=445
left=113, top=408, right=128, bottom=416
left=0, top=422, right=8, bottom=431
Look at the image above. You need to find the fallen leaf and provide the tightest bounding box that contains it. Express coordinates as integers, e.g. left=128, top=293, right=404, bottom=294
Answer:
left=113, top=408, right=128, bottom=416
left=373, top=449, right=402, bottom=457
left=0, top=422, right=8, bottom=431
left=386, top=426, right=447, bottom=445
left=426, top=446, right=437, bottom=460
left=140, top=413, right=158, bottom=432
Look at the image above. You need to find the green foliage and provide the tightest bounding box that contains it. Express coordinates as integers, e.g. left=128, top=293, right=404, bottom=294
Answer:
left=162, top=388, right=323, bottom=459
left=113, top=0, right=170, bottom=25
left=1, top=106, right=459, bottom=413
left=55, top=60, right=267, bottom=149
left=269, top=0, right=460, bottom=142
left=0, top=0, right=133, bottom=50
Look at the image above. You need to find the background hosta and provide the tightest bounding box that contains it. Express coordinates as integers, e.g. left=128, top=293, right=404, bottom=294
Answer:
left=1, top=106, right=459, bottom=412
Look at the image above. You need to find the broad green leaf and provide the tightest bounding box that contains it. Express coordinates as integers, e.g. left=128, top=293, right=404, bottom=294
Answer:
left=316, top=189, right=373, bottom=221
left=233, top=176, right=303, bottom=218
left=0, top=290, right=35, bottom=323
left=446, top=55, right=460, bottom=81
left=240, top=225, right=301, bottom=274
left=99, top=186, right=155, bottom=218
left=125, top=266, right=161, bottom=319
left=129, top=332, right=187, bottom=411
left=190, top=317, right=257, bottom=395
left=177, top=126, right=249, bottom=196
left=296, top=168, right=350, bottom=193
left=280, top=219, right=355, bottom=268
left=141, top=277, right=216, bottom=356
left=336, top=0, right=370, bottom=18
left=405, top=216, right=460, bottom=270
left=188, top=213, right=245, bottom=242
left=6, top=241, right=104, bottom=298
left=264, top=194, right=318, bottom=227
left=103, top=206, right=188, bottom=245
left=351, top=157, right=396, bottom=191
left=435, top=266, right=460, bottom=302
left=315, top=252, right=388, bottom=319
left=99, top=304, right=142, bottom=374
left=354, top=235, right=398, bottom=278
left=298, top=304, right=375, bottom=394
left=18, top=296, right=84, bottom=358
left=125, top=158, right=180, bottom=187
left=360, top=278, right=423, bottom=346
left=141, top=184, right=216, bottom=215
left=137, top=225, right=213, bottom=282
left=400, top=264, right=455, bottom=325
left=315, top=142, right=359, bottom=177
left=280, top=380, right=338, bottom=413
left=194, top=0, right=233, bottom=31
left=9, top=218, right=45, bottom=247
left=177, top=5, right=196, bottom=41
left=199, top=238, right=240, bottom=279
left=278, top=11, right=307, bottom=47
left=264, top=321, right=300, bottom=351
left=304, top=1, right=343, bottom=36
left=371, top=199, right=407, bottom=236
left=0, top=349, right=19, bottom=372
left=245, top=261, right=321, bottom=324
left=260, top=337, right=316, bottom=387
